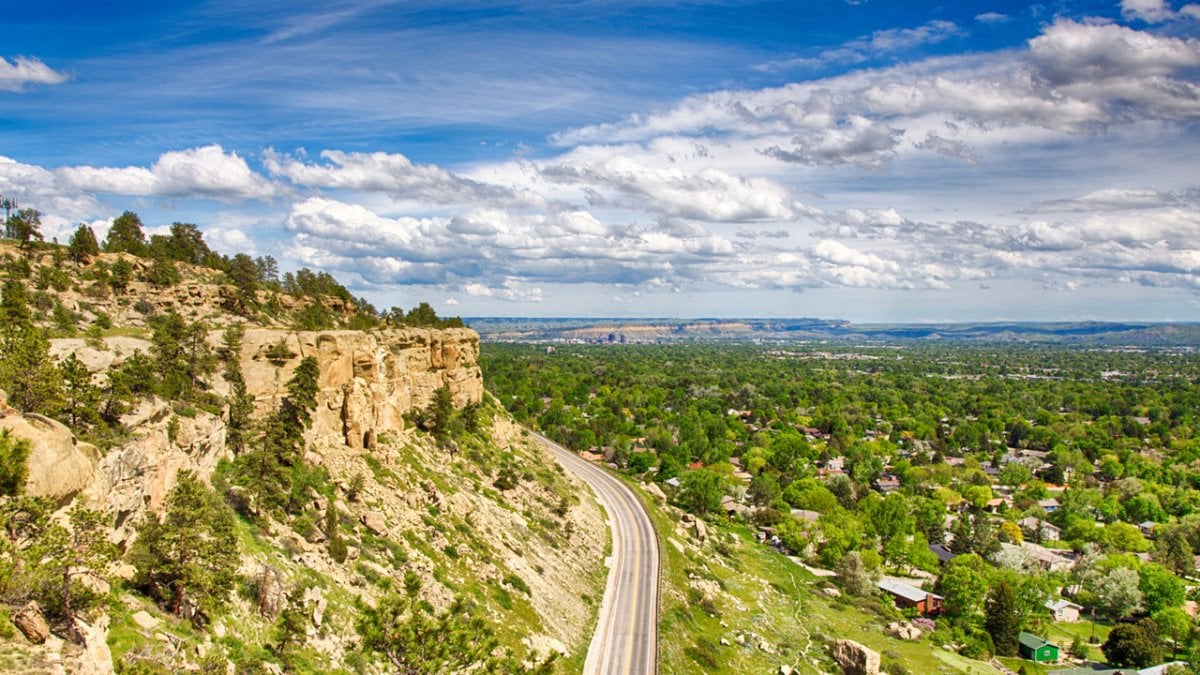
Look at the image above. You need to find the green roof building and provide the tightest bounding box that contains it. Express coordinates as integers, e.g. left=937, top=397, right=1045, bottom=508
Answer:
left=1019, top=632, right=1060, bottom=664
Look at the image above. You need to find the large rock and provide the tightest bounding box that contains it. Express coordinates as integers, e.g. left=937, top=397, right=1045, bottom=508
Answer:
left=0, top=413, right=100, bottom=503
left=238, top=328, right=483, bottom=450
left=360, top=510, right=387, bottom=535
left=833, top=639, right=881, bottom=675
left=65, top=614, right=114, bottom=675
left=13, top=601, right=50, bottom=644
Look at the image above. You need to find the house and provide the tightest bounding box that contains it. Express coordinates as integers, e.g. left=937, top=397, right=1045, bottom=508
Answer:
left=1001, top=542, right=1075, bottom=573
left=874, top=475, right=901, bottom=493
left=664, top=477, right=682, bottom=489
left=1018, top=632, right=1060, bottom=663
left=877, top=579, right=942, bottom=616
left=720, top=495, right=752, bottom=518
left=1018, top=517, right=1062, bottom=541
left=1038, top=498, right=1061, bottom=513
left=1139, top=521, right=1158, bottom=537
left=986, top=496, right=1013, bottom=513
left=1045, top=598, right=1083, bottom=623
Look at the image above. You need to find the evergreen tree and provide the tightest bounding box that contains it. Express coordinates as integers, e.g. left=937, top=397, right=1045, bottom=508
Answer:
left=1, top=279, right=31, bottom=328
left=984, top=580, right=1022, bottom=656
left=144, top=255, right=182, bottom=287
left=149, top=311, right=215, bottom=400
left=0, top=325, right=65, bottom=414
left=129, top=470, right=239, bottom=621
left=0, top=430, right=30, bottom=497
left=42, top=502, right=117, bottom=642
left=221, top=325, right=254, bottom=453
left=108, top=258, right=133, bottom=293
left=356, top=571, right=554, bottom=674
left=104, top=211, right=147, bottom=255
left=59, top=353, right=100, bottom=431
left=7, top=208, right=43, bottom=250
left=224, top=253, right=260, bottom=315
left=67, top=224, right=100, bottom=263
left=272, top=585, right=311, bottom=668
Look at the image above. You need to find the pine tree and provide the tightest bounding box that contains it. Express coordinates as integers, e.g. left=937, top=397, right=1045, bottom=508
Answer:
left=356, top=571, right=554, bottom=674
left=984, top=580, right=1022, bottom=656
left=59, top=353, right=100, bottom=431
left=103, top=211, right=147, bottom=255
left=272, top=585, right=311, bottom=668
left=221, top=325, right=255, bottom=453
left=128, top=470, right=239, bottom=621
left=1, top=279, right=31, bottom=329
left=0, top=325, right=65, bottom=414
left=7, top=208, right=43, bottom=251
left=67, top=224, right=100, bottom=264
left=0, top=430, right=30, bottom=497
left=108, top=258, right=133, bottom=293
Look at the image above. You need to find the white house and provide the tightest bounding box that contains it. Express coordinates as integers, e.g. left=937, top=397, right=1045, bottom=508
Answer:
left=1045, top=598, right=1083, bottom=623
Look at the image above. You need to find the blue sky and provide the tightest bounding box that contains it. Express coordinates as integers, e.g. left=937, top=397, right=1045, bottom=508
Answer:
left=2, top=0, right=1199, bottom=321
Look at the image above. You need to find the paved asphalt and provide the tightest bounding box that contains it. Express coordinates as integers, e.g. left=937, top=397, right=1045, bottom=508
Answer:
left=533, top=432, right=660, bottom=675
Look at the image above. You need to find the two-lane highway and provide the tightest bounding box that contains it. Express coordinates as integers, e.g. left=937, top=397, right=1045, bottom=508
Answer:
left=533, top=432, right=659, bottom=675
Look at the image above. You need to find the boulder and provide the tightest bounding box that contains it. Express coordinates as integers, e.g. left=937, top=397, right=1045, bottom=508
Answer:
left=65, top=613, right=114, bottom=675
left=693, top=519, right=707, bottom=542
left=643, top=482, right=667, bottom=501
left=1, top=412, right=100, bottom=502
left=361, top=510, right=387, bottom=535
left=832, top=639, right=881, bottom=675
left=132, top=610, right=159, bottom=632
left=13, top=601, right=50, bottom=644
left=887, top=621, right=921, bottom=640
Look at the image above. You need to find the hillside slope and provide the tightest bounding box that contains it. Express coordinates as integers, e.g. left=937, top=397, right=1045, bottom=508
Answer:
left=0, top=240, right=607, bottom=673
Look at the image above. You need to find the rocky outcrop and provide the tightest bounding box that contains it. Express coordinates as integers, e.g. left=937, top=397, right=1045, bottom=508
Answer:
left=32, top=326, right=480, bottom=545
left=832, top=639, right=881, bottom=675
left=73, top=399, right=229, bottom=549
left=238, top=328, right=483, bottom=450
left=0, top=411, right=100, bottom=504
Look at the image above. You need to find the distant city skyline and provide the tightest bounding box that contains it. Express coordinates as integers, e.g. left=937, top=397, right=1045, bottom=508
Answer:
left=3, top=0, right=1199, bottom=322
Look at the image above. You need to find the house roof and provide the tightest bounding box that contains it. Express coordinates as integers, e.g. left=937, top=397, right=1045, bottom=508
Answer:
left=1049, top=662, right=1189, bottom=675
left=877, top=579, right=940, bottom=603
left=929, top=543, right=957, bottom=563
left=1019, top=632, right=1055, bottom=651
left=1045, top=599, right=1083, bottom=612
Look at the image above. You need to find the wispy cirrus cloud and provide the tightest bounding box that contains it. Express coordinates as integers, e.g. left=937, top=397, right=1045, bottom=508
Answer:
left=755, top=20, right=965, bottom=71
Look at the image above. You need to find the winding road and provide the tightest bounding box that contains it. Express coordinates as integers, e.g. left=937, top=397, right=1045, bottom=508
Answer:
left=532, top=432, right=659, bottom=675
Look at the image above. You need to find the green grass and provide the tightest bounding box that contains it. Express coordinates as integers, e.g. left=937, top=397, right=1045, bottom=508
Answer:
left=1043, top=619, right=1111, bottom=662
left=997, top=656, right=1051, bottom=675
left=614, top=474, right=1009, bottom=674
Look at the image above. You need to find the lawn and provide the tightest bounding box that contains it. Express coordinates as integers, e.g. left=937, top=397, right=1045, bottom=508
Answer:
left=1043, top=619, right=1112, bottom=662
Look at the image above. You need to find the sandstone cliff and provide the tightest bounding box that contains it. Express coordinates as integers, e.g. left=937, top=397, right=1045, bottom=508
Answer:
left=236, top=327, right=483, bottom=450
left=28, top=327, right=483, bottom=538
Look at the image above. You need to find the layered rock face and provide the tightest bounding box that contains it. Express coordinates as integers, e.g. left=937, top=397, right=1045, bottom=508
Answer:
left=239, top=328, right=483, bottom=450
left=7, top=327, right=481, bottom=541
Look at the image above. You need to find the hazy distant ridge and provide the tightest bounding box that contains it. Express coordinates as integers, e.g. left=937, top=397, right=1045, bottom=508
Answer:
left=468, top=317, right=1200, bottom=346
